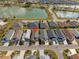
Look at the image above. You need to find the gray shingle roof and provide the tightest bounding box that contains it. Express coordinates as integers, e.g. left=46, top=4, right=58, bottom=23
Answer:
left=27, top=22, right=38, bottom=29
left=39, top=22, right=47, bottom=29
left=54, top=29, right=65, bottom=42
left=48, top=21, right=58, bottom=27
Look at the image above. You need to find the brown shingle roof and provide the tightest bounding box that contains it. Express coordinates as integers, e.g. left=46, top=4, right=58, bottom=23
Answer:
left=70, top=54, right=79, bottom=59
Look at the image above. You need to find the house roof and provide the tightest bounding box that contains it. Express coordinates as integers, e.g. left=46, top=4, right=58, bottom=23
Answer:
left=39, top=22, right=47, bottom=29
left=40, top=55, right=50, bottom=59
left=48, top=21, right=58, bottom=27
left=27, top=55, right=36, bottom=59
left=62, top=29, right=74, bottom=42
left=70, top=54, right=79, bottom=59
left=0, top=20, right=7, bottom=26
left=47, top=29, right=57, bottom=40
left=27, top=22, right=38, bottom=29
left=54, top=29, right=65, bottom=42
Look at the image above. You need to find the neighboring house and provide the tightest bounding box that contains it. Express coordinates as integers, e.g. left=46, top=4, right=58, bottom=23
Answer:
left=3, top=30, right=15, bottom=41
left=0, top=20, right=7, bottom=30
left=27, top=22, right=38, bottom=29
left=68, top=49, right=77, bottom=56
left=70, top=29, right=79, bottom=39
left=39, top=22, right=47, bottom=29
left=24, top=29, right=32, bottom=41
left=43, top=30, right=48, bottom=40
left=39, top=29, right=45, bottom=41
left=48, top=21, right=58, bottom=28
left=68, top=21, right=79, bottom=28
left=62, top=29, right=75, bottom=44
left=27, top=55, right=36, bottom=59
left=40, top=55, right=50, bottom=59
left=69, top=54, right=79, bottom=59
left=54, top=29, right=65, bottom=42
left=13, top=30, right=23, bottom=40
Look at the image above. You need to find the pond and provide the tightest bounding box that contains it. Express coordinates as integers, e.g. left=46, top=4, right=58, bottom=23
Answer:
left=56, top=11, right=79, bottom=18
left=0, top=7, right=48, bottom=20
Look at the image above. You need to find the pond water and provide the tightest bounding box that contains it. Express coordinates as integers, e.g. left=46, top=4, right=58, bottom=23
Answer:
left=0, top=7, right=48, bottom=20
left=56, top=11, right=79, bottom=18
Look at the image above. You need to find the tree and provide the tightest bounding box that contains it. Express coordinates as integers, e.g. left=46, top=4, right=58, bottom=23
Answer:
left=19, top=40, right=24, bottom=45
left=34, top=50, right=40, bottom=59
left=13, top=16, right=16, bottom=20
left=64, top=49, right=70, bottom=54
left=23, top=2, right=31, bottom=8
left=66, top=20, right=70, bottom=23
left=4, top=18, right=8, bottom=22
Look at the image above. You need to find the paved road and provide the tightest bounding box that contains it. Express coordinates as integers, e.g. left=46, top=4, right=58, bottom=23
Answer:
left=39, top=0, right=79, bottom=5
left=0, top=45, right=79, bottom=59
left=1, top=0, right=79, bottom=5
left=1, top=45, right=78, bottom=50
